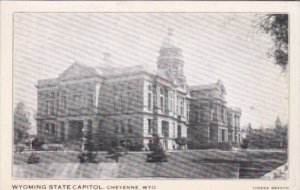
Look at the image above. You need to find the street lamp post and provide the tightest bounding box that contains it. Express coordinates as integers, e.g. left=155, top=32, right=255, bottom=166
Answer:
left=81, top=128, right=86, bottom=151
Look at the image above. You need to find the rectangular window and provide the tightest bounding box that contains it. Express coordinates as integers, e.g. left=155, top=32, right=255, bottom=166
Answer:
left=120, top=93, right=123, bottom=111
left=186, top=103, right=190, bottom=122
left=209, top=128, right=213, bottom=141
left=176, top=96, right=179, bottom=114
left=214, top=106, right=217, bottom=120
left=199, top=112, right=202, bottom=122
left=47, top=101, right=50, bottom=115
left=121, top=121, right=125, bottom=134
left=128, top=120, right=133, bottom=133
left=114, top=120, right=118, bottom=134
left=127, top=91, right=131, bottom=110
left=114, top=93, right=121, bottom=111
left=87, top=94, right=93, bottom=107
left=45, top=101, right=48, bottom=115
left=221, top=107, right=225, bottom=122
left=73, top=95, right=82, bottom=110
left=147, top=119, right=153, bottom=134
left=173, top=123, right=176, bottom=137
left=60, top=121, right=65, bottom=140
left=165, top=96, right=168, bottom=112
left=160, top=87, right=164, bottom=113
left=61, top=96, right=67, bottom=109
left=74, top=95, right=80, bottom=102
left=45, top=123, right=50, bottom=134
left=47, top=101, right=55, bottom=115
left=162, top=121, right=169, bottom=137
left=170, top=93, right=173, bottom=112
left=180, top=100, right=183, bottom=116
left=114, top=95, right=117, bottom=110
left=160, top=96, right=164, bottom=112
left=222, top=129, right=226, bottom=142
left=177, top=125, right=181, bottom=138
left=217, top=105, right=221, bottom=121
left=195, top=111, right=199, bottom=122
left=148, top=93, right=152, bottom=111
left=49, top=92, right=55, bottom=98
left=128, top=119, right=133, bottom=133
left=50, top=124, right=55, bottom=136
left=224, top=108, right=227, bottom=123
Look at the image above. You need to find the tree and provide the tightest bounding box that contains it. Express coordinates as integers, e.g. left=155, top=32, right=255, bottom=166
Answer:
left=14, top=102, right=31, bottom=144
left=31, top=138, right=45, bottom=150
left=78, top=150, right=101, bottom=163
left=175, top=137, right=187, bottom=150
left=78, top=127, right=101, bottom=163
left=106, top=138, right=127, bottom=163
left=241, top=138, right=249, bottom=150
left=146, top=134, right=168, bottom=162
left=256, top=14, right=288, bottom=72
left=27, top=152, right=40, bottom=164
left=78, top=139, right=101, bottom=163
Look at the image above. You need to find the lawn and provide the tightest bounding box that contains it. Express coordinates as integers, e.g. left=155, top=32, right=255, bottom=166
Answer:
left=13, top=149, right=287, bottom=179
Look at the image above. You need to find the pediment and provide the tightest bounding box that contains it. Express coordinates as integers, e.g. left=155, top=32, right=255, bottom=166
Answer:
left=59, top=63, right=99, bottom=81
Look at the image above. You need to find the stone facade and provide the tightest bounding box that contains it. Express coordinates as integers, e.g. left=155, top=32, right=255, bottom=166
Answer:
left=36, top=29, right=240, bottom=150
left=188, top=80, right=242, bottom=148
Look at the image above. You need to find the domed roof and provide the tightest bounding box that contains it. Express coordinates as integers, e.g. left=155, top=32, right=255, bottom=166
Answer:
left=161, top=28, right=179, bottom=49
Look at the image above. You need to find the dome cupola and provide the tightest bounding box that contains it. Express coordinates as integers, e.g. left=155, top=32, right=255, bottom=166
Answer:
left=157, top=28, right=186, bottom=88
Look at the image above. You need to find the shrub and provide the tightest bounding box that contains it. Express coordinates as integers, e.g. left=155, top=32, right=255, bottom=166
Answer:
left=31, top=138, right=45, bottom=151
left=130, top=144, right=144, bottom=151
left=78, top=137, right=101, bottom=163
left=27, top=152, right=40, bottom=164
left=193, top=142, right=218, bottom=149
left=78, top=151, right=101, bottom=163
left=106, top=138, right=127, bottom=163
left=85, top=139, right=96, bottom=151
left=218, top=142, right=233, bottom=150
left=241, top=138, right=250, bottom=150
left=146, top=134, right=168, bottom=162
left=41, top=144, right=65, bottom=151
left=175, top=137, right=187, bottom=149
left=187, top=139, right=201, bottom=150
left=15, top=144, right=27, bottom=153
left=122, top=140, right=143, bottom=151
left=106, top=147, right=125, bottom=163
left=231, top=142, right=239, bottom=148
left=96, top=140, right=111, bottom=151
left=187, top=141, right=233, bottom=150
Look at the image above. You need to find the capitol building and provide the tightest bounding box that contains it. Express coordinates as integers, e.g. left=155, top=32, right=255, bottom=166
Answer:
left=35, top=29, right=241, bottom=150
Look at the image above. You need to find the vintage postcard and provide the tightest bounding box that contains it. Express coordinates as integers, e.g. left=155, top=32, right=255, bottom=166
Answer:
left=1, top=1, right=299, bottom=190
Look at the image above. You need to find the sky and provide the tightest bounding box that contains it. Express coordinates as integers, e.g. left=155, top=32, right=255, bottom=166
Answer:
left=13, top=13, right=288, bottom=133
